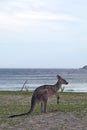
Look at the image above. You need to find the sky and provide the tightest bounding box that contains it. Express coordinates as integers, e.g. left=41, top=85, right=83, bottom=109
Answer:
left=0, top=0, right=87, bottom=68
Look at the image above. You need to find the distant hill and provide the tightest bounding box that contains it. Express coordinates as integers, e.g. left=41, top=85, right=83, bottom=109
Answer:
left=82, top=65, right=87, bottom=69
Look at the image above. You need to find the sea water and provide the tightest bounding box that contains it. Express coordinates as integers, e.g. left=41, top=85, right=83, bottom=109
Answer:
left=0, top=68, right=87, bottom=92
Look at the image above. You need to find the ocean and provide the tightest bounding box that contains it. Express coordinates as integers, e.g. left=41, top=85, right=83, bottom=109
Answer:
left=0, top=68, right=87, bottom=92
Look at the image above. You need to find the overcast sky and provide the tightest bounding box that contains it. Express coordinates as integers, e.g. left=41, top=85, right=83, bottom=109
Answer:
left=0, top=0, right=87, bottom=68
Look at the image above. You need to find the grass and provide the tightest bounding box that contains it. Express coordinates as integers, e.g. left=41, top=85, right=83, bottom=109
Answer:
left=0, top=91, right=87, bottom=129
left=0, top=91, right=32, bottom=95
left=48, top=92, right=87, bottom=113
left=0, top=91, right=87, bottom=113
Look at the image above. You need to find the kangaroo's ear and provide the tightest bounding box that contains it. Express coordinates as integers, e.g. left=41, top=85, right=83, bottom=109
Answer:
left=57, top=75, right=61, bottom=79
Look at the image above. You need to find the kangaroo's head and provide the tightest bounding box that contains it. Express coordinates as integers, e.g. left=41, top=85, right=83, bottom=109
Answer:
left=57, top=75, right=68, bottom=85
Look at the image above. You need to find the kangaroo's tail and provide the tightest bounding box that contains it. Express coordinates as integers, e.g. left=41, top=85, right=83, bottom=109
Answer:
left=8, top=111, right=30, bottom=118
left=8, top=95, right=36, bottom=118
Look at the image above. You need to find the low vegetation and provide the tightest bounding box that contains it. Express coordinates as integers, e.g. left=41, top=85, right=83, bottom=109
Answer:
left=0, top=91, right=87, bottom=129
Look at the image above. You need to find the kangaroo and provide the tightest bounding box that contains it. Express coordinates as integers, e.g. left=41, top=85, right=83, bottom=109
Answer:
left=9, top=75, right=68, bottom=118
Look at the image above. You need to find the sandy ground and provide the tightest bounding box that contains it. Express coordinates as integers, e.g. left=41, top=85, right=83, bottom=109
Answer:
left=1, top=112, right=87, bottom=130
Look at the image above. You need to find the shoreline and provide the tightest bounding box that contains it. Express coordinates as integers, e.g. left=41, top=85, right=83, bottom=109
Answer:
left=0, top=68, right=87, bottom=93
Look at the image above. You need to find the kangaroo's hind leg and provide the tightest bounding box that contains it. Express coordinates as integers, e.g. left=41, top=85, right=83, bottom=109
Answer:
left=41, top=102, right=44, bottom=113
left=43, top=90, right=48, bottom=113
left=56, top=92, right=60, bottom=104
left=43, top=100, right=48, bottom=113
left=40, top=89, right=48, bottom=113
